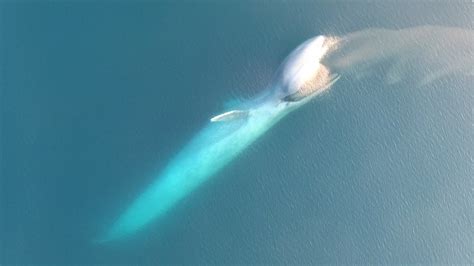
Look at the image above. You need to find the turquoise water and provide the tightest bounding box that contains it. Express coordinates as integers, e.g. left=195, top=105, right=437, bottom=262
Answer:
left=1, top=2, right=472, bottom=264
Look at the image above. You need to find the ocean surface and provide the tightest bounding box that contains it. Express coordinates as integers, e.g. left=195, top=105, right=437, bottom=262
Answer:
left=1, top=2, right=472, bottom=264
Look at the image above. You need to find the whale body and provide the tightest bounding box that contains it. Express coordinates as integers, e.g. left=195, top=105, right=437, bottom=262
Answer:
left=98, top=35, right=340, bottom=242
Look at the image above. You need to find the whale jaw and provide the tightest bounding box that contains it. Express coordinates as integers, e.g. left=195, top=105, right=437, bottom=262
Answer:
left=282, top=73, right=340, bottom=102
left=273, top=35, right=339, bottom=102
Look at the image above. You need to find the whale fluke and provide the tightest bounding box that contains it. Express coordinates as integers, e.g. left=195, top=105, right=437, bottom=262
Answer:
left=210, top=110, right=249, bottom=122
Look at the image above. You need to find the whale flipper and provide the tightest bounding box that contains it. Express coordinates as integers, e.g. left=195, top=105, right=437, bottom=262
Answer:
left=210, top=110, right=249, bottom=122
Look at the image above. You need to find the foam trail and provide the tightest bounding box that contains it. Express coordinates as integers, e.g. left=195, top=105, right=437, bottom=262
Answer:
left=323, top=26, right=473, bottom=86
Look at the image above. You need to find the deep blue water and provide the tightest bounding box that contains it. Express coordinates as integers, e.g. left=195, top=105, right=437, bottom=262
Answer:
left=1, top=2, right=472, bottom=264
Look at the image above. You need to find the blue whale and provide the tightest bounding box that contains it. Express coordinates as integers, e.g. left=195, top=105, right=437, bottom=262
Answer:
left=98, top=35, right=340, bottom=242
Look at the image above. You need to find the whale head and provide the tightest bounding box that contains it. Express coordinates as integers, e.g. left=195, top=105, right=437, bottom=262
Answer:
left=271, top=35, right=339, bottom=103
left=210, top=35, right=340, bottom=123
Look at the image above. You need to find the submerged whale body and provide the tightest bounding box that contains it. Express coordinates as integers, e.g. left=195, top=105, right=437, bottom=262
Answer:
left=98, top=35, right=340, bottom=242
